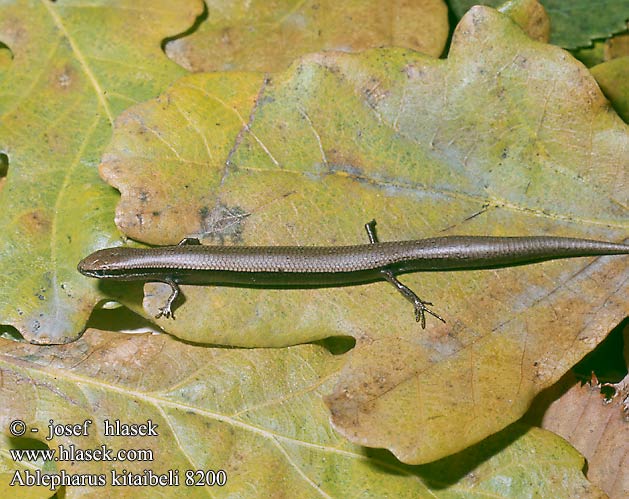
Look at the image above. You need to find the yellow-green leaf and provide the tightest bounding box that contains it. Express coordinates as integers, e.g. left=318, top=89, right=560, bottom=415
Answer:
left=0, top=0, right=204, bottom=343
left=165, top=0, right=449, bottom=72
left=573, top=40, right=607, bottom=67
left=451, top=0, right=629, bottom=49
left=591, top=56, right=629, bottom=123
left=98, top=6, right=628, bottom=463
left=573, top=29, right=629, bottom=68
left=0, top=330, right=606, bottom=498
left=498, top=0, right=550, bottom=42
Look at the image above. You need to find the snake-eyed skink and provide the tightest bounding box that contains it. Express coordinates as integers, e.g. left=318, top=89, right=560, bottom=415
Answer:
left=78, top=220, right=629, bottom=327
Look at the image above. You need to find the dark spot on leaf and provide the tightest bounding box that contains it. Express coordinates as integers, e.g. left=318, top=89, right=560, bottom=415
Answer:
left=515, top=55, right=528, bottom=67
left=152, top=211, right=161, bottom=217
left=42, top=273, right=53, bottom=288
left=501, top=148, right=508, bottom=159
left=200, top=204, right=249, bottom=244
left=199, top=206, right=210, bottom=219
left=220, top=27, right=232, bottom=46
left=403, top=63, right=424, bottom=79
left=258, top=94, right=275, bottom=106
left=19, top=210, right=51, bottom=235
left=51, top=63, right=75, bottom=90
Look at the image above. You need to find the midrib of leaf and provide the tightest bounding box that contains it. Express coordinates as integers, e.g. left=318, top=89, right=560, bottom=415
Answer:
left=152, top=404, right=203, bottom=479
left=271, top=436, right=334, bottom=499
left=41, top=0, right=114, bottom=125
left=0, top=354, right=429, bottom=486
left=153, top=403, right=219, bottom=499
left=181, top=82, right=625, bottom=228
left=29, top=0, right=119, bottom=328
left=48, top=112, right=103, bottom=324
left=217, top=163, right=627, bottom=229
left=154, top=401, right=330, bottom=499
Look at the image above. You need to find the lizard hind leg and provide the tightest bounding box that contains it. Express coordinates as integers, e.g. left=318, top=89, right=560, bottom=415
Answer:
left=365, top=219, right=445, bottom=328
left=155, top=277, right=181, bottom=319
left=381, top=270, right=445, bottom=328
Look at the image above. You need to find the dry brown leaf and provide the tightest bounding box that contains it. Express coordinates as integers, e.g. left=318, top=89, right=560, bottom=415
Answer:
left=526, top=327, right=629, bottom=499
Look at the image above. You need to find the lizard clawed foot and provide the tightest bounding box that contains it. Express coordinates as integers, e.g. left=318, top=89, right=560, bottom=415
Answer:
left=412, top=299, right=445, bottom=329
left=379, top=268, right=447, bottom=328
left=155, top=305, right=175, bottom=320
